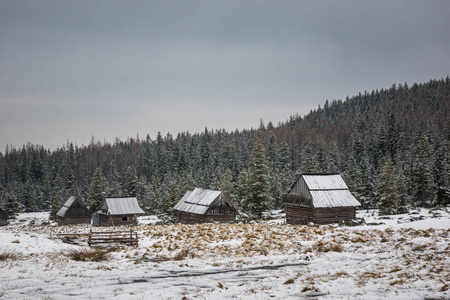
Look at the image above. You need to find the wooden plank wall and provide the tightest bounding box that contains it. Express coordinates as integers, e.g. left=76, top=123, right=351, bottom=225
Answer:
left=57, top=216, right=91, bottom=226
left=286, top=205, right=356, bottom=225
left=178, top=212, right=235, bottom=224
left=286, top=205, right=313, bottom=225
left=98, top=214, right=137, bottom=226
left=313, top=207, right=356, bottom=224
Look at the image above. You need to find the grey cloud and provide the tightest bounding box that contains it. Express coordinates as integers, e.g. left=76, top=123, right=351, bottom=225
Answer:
left=1, top=1, right=449, bottom=149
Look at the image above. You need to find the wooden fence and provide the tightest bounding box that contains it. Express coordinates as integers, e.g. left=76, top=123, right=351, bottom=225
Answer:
left=87, top=229, right=139, bottom=247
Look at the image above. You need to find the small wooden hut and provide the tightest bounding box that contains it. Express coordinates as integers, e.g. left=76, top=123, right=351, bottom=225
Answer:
left=0, top=207, right=8, bottom=226
left=284, top=174, right=360, bottom=225
left=92, top=197, right=145, bottom=226
left=174, top=188, right=237, bottom=224
left=56, top=196, right=91, bottom=225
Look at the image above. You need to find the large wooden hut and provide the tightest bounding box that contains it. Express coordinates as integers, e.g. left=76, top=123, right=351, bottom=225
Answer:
left=284, top=174, right=360, bottom=225
left=174, top=188, right=237, bottom=224
left=92, top=197, right=145, bottom=226
left=0, top=207, right=8, bottom=226
left=56, top=196, right=91, bottom=225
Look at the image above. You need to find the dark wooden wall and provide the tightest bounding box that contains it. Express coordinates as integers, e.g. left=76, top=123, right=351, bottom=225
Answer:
left=97, top=214, right=137, bottom=226
left=286, top=205, right=356, bottom=225
left=57, top=216, right=91, bottom=226
left=65, top=201, right=91, bottom=218
left=177, top=211, right=236, bottom=224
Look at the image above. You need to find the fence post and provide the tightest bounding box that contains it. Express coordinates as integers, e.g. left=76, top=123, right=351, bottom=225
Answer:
left=88, top=229, right=92, bottom=247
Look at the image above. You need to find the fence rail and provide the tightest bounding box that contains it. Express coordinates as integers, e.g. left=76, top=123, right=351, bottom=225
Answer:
left=88, top=229, right=139, bottom=247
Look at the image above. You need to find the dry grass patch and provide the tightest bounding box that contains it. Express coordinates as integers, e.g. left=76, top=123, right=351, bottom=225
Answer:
left=314, top=240, right=343, bottom=253
left=173, top=248, right=195, bottom=261
left=0, top=248, right=22, bottom=260
left=389, top=278, right=406, bottom=286
left=66, top=248, right=111, bottom=262
left=284, top=278, right=295, bottom=285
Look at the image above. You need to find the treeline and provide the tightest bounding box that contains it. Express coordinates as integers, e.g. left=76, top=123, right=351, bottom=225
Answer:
left=1, top=77, right=449, bottom=218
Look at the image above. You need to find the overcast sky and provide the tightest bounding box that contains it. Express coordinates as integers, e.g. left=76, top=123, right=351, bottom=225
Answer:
left=1, top=1, right=449, bottom=151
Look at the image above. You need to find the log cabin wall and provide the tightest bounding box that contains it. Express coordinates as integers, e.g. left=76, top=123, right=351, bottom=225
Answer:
left=289, top=177, right=310, bottom=196
left=286, top=205, right=356, bottom=225
left=313, top=207, right=356, bottom=224
left=285, top=205, right=313, bottom=225
left=97, top=214, right=137, bottom=226
left=57, top=216, right=91, bottom=225
left=177, top=211, right=235, bottom=224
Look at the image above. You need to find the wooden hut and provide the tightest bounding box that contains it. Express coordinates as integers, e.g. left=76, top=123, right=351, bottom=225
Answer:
left=56, top=196, right=91, bottom=225
left=284, top=174, right=360, bottom=225
left=174, top=188, right=237, bottom=224
left=92, top=197, right=145, bottom=226
left=0, top=207, right=8, bottom=226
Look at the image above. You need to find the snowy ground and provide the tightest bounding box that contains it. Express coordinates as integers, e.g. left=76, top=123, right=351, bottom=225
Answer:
left=1, top=208, right=449, bottom=300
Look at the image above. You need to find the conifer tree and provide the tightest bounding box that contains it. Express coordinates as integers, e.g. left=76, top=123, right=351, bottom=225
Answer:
left=40, top=177, right=52, bottom=211
left=123, top=166, right=138, bottom=197
left=159, top=178, right=179, bottom=223
left=377, top=155, right=404, bottom=215
left=49, top=194, right=60, bottom=221
left=148, top=173, right=162, bottom=213
left=108, top=167, right=122, bottom=197
left=245, top=130, right=271, bottom=217
left=300, top=140, right=318, bottom=173
left=3, top=191, right=21, bottom=217
left=220, top=168, right=237, bottom=207
left=354, top=153, right=375, bottom=209
left=210, top=166, right=224, bottom=190
left=179, top=170, right=195, bottom=195
left=412, top=133, right=433, bottom=206
left=433, top=141, right=450, bottom=206
left=136, top=175, right=147, bottom=208
left=87, top=168, right=107, bottom=211
left=344, top=153, right=360, bottom=197
left=236, top=170, right=249, bottom=210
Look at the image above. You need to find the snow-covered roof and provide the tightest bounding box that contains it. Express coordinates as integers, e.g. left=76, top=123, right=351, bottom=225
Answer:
left=174, top=188, right=222, bottom=215
left=302, top=174, right=349, bottom=190
left=56, top=196, right=85, bottom=217
left=310, top=189, right=360, bottom=208
left=287, top=174, right=360, bottom=208
left=100, top=197, right=145, bottom=215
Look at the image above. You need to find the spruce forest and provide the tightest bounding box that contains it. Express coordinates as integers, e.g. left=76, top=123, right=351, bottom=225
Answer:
left=1, top=77, right=449, bottom=220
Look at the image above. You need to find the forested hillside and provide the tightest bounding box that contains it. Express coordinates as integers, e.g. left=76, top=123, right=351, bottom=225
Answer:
left=1, top=77, right=449, bottom=219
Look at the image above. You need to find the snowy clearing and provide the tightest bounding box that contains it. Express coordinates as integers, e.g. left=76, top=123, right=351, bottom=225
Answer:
left=1, top=208, right=449, bottom=299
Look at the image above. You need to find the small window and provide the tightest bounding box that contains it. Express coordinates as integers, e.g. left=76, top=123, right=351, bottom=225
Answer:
left=122, top=216, right=129, bottom=221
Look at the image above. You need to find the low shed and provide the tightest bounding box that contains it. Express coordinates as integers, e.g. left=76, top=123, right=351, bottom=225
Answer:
left=0, top=207, right=8, bottom=226
left=174, top=188, right=237, bottom=224
left=284, top=174, right=360, bottom=225
left=56, top=196, right=92, bottom=225
left=92, top=197, right=145, bottom=226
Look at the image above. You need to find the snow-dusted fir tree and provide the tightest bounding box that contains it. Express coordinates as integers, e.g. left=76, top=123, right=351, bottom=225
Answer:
left=87, top=167, right=107, bottom=211
left=148, top=173, right=162, bottom=213
left=377, top=155, right=406, bottom=215
left=123, top=166, right=138, bottom=197
left=433, top=141, right=450, bottom=206
left=159, top=178, right=179, bottom=223
left=3, top=191, right=21, bottom=218
left=136, top=175, right=147, bottom=208
left=49, top=194, right=60, bottom=221
left=108, top=167, right=122, bottom=197
left=220, top=168, right=238, bottom=207
left=355, top=154, right=375, bottom=209
left=40, top=177, right=52, bottom=211
left=412, top=131, right=434, bottom=206
left=244, top=130, right=271, bottom=217
left=300, top=139, right=318, bottom=174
